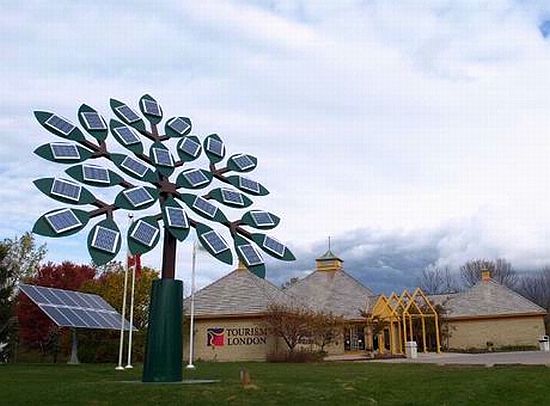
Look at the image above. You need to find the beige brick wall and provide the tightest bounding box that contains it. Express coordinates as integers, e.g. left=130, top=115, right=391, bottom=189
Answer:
left=446, top=316, right=545, bottom=350
left=183, top=317, right=282, bottom=362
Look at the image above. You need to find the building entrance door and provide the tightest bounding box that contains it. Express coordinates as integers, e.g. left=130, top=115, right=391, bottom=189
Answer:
left=344, top=326, right=365, bottom=351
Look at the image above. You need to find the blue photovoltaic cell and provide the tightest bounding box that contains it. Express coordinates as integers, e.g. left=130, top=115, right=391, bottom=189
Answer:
left=130, top=220, right=159, bottom=247
left=91, top=226, right=119, bottom=253
left=44, top=115, right=75, bottom=135
left=81, top=112, right=107, bottom=130
left=54, top=290, right=80, bottom=307
left=66, top=291, right=89, bottom=308
left=202, top=231, right=229, bottom=254
left=73, top=308, right=101, bottom=327
left=183, top=169, right=208, bottom=187
left=19, top=284, right=133, bottom=331
left=251, top=211, right=275, bottom=226
left=116, top=105, right=141, bottom=123
left=169, top=117, right=191, bottom=134
left=263, top=235, right=285, bottom=256
left=221, top=188, right=244, bottom=205
left=142, top=99, right=161, bottom=117
left=50, top=143, right=80, bottom=160
left=206, top=138, right=224, bottom=157
left=45, top=209, right=82, bottom=234
left=166, top=207, right=188, bottom=228
left=40, top=305, right=73, bottom=326
left=179, top=137, right=200, bottom=157
left=50, top=179, right=81, bottom=202
left=114, top=126, right=140, bottom=145
left=61, top=308, right=87, bottom=327
left=82, top=165, right=110, bottom=183
left=124, top=187, right=154, bottom=207
left=232, top=154, right=255, bottom=171
left=34, top=288, right=64, bottom=306
left=121, top=156, right=148, bottom=177
left=152, top=148, right=173, bottom=166
left=193, top=197, right=217, bottom=218
left=22, top=285, right=50, bottom=304
left=239, top=177, right=260, bottom=193
left=238, top=244, right=263, bottom=266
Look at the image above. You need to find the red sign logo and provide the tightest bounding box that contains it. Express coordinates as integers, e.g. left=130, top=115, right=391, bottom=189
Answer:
left=207, top=328, right=225, bottom=347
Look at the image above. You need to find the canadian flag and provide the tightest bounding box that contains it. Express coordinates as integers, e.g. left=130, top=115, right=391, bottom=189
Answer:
left=127, top=253, right=142, bottom=278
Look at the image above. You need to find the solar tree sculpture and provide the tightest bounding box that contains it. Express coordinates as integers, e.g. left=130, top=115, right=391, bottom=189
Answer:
left=31, top=95, right=295, bottom=382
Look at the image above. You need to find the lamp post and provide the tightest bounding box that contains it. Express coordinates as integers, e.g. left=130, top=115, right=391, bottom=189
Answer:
left=31, top=95, right=295, bottom=382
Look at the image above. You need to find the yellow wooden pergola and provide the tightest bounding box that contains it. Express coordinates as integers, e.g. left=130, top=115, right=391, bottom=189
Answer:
left=364, top=288, right=441, bottom=355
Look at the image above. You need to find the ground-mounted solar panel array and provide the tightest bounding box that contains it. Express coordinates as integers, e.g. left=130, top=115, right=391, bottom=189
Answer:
left=130, top=220, right=159, bottom=247
left=45, top=209, right=82, bottom=234
left=81, top=112, right=107, bottom=130
left=168, top=117, right=191, bottom=135
left=19, top=284, right=133, bottom=331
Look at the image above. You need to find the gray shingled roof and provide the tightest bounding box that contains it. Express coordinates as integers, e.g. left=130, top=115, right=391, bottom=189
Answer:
left=285, top=269, right=374, bottom=320
left=437, top=279, right=546, bottom=319
left=183, top=269, right=297, bottom=317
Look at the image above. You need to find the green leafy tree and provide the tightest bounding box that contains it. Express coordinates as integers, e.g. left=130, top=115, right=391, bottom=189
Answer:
left=0, top=242, right=16, bottom=362
left=2, top=232, right=47, bottom=283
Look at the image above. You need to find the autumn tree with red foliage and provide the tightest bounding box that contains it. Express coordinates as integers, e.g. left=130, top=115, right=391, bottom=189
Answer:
left=17, top=261, right=96, bottom=356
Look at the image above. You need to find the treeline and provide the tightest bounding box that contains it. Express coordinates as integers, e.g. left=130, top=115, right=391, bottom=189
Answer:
left=0, top=232, right=158, bottom=364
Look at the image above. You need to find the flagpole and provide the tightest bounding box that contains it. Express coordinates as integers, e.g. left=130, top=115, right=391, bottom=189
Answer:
left=116, top=214, right=132, bottom=370
left=186, top=240, right=197, bottom=369
left=125, top=218, right=137, bottom=369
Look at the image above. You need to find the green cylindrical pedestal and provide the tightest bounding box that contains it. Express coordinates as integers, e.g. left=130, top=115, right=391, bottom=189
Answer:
left=142, top=279, right=183, bottom=382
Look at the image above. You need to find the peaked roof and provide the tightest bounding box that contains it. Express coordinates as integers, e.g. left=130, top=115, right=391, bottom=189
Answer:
left=285, top=269, right=374, bottom=320
left=183, top=269, right=296, bottom=317
left=316, top=249, right=342, bottom=261
left=441, top=279, right=546, bottom=319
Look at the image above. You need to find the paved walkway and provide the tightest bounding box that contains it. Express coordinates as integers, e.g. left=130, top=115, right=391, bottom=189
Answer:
left=325, top=351, right=550, bottom=365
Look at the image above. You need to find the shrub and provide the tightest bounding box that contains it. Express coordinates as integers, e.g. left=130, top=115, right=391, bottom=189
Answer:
left=266, top=349, right=325, bottom=363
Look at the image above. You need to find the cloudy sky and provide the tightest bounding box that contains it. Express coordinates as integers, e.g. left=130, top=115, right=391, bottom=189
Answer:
left=2, top=1, right=550, bottom=293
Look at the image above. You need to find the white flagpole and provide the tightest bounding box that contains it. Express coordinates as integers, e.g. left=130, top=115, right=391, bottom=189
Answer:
left=186, top=241, right=197, bottom=369
left=125, top=219, right=137, bottom=369
left=116, top=214, right=133, bottom=370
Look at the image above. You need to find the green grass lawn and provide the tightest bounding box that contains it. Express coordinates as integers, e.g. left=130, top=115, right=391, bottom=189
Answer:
left=1, top=361, right=549, bottom=405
